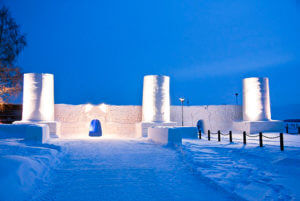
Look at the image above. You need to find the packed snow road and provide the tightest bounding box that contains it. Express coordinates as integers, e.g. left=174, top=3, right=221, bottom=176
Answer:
left=32, top=138, right=238, bottom=201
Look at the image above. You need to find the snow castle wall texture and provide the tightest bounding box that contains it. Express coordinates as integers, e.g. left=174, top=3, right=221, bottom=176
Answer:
left=142, top=75, right=170, bottom=122
left=22, top=73, right=55, bottom=121
left=171, top=105, right=242, bottom=132
left=55, top=104, right=242, bottom=138
left=55, top=104, right=142, bottom=138
left=243, top=77, right=271, bottom=121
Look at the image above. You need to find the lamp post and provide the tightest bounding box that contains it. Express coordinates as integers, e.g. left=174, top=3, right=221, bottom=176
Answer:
left=235, top=93, right=239, bottom=105
left=179, top=97, right=185, bottom=126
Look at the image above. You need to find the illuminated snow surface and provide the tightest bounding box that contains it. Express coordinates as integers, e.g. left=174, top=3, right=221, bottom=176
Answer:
left=182, top=134, right=300, bottom=201
left=1, top=134, right=300, bottom=201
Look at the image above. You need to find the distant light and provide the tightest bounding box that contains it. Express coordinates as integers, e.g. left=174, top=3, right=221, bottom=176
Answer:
left=179, top=97, right=185, bottom=126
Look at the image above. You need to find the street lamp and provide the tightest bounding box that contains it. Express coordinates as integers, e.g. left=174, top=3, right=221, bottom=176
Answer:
left=235, top=93, right=239, bottom=105
left=179, top=97, right=185, bottom=126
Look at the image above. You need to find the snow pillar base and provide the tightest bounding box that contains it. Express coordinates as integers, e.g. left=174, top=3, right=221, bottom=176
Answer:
left=136, top=122, right=177, bottom=137
left=13, top=121, right=60, bottom=138
left=148, top=127, right=182, bottom=146
left=232, top=120, right=284, bottom=134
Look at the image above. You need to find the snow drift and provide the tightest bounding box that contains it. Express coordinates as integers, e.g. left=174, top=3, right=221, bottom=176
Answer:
left=0, top=139, right=60, bottom=201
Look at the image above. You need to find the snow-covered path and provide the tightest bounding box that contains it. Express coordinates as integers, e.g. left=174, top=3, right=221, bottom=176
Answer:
left=32, top=139, right=237, bottom=201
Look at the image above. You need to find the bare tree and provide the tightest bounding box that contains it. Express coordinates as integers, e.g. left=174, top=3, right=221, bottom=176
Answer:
left=0, top=6, right=26, bottom=105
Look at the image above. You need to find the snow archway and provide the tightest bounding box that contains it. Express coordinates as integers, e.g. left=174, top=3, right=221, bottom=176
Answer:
left=196, top=120, right=204, bottom=132
left=89, top=119, right=102, bottom=137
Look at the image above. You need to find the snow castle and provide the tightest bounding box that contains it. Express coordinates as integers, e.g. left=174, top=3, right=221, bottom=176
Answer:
left=11, top=73, right=284, bottom=139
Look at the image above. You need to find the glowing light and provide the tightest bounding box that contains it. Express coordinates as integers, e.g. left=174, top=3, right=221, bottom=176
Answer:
left=85, top=104, right=93, bottom=113
left=99, top=103, right=107, bottom=113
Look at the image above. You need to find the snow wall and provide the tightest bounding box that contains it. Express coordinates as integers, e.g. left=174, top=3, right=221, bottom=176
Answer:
left=55, top=104, right=242, bottom=138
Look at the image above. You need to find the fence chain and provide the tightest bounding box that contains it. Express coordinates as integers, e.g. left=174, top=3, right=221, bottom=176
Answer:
left=220, top=132, right=230, bottom=136
left=246, top=134, right=260, bottom=138
left=262, top=135, right=280, bottom=139
left=204, top=130, right=284, bottom=151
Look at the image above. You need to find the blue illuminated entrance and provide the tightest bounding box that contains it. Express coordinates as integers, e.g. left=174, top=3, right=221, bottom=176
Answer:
left=89, top=119, right=102, bottom=137
left=197, top=120, right=204, bottom=132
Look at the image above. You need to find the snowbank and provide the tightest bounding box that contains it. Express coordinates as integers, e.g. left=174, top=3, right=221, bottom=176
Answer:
left=181, top=133, right=300, bottom=200
left=0, top=139, right=60, bottom=201
left=0, top=155, right=44, bottom=200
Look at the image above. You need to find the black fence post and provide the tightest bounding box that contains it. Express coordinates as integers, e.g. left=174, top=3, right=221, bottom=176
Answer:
left=259, top=132, right=263, bottom=147
left=199, top=130, right=201, bottom=139
left=286, top=125, right=289, bottom=133
left=229, top=131, right=233, bottom=143
left=243, top=131, right=246, bottom=145
left=208, top=130, right=211, bottom=141
left=280, top=133, right=284, bottom=151
left=218, top=130, right=221, bottom=142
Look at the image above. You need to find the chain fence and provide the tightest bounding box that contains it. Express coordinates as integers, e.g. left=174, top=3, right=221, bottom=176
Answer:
left=197, top=130, right=284, bottom=151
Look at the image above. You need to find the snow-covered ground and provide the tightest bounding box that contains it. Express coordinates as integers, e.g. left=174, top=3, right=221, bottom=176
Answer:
left=0, top=139, right=60, bottom=201
left=0, top=133, right=299, bottom=201
left=31, top=138, right=240, bottom=201
left=181, top=133, right=300, bottom=201
left=1, top=137, right=239, bottom=201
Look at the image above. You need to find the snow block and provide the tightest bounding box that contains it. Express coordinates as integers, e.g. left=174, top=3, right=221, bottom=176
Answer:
left=148, top=127, right=182, bottom=146
left=136, top=122, right=177, bottom=137
left=0, top=124, right=49, bottom=143
left=25, top=124, right=50, bottom=143
left=233, top=120, right=284, bottom=134
left=14, top=121, right=60, bottom=138
left=174, top=127, right=198, bottom=139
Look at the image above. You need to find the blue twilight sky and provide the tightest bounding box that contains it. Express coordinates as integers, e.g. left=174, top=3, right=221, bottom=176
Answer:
left=1, top=0, right=300, bottom=109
